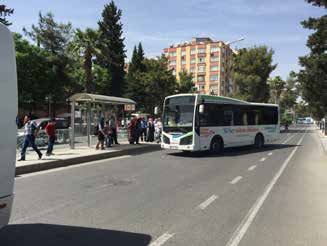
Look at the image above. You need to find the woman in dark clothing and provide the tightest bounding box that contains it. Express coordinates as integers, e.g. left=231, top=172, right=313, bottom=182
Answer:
left=146, top=118, right=155, bottom=142
left=96, top=117, right=105, bottom=150
left=127, top=117, right=138, bottom=144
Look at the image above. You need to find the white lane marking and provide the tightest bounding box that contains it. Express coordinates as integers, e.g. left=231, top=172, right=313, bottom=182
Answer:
left=259, top=157, right=266, bottom=162
left=198, top=195, right=219, bottom=210
left=230, top=176, right=243, bottom=184
left=248, top=165, right=257, bottom=171
left=18, top=155, right=132, bottom=178
left=267, top=152, right=273, bottom=156
left=226, top=131, right=306, bottom=246
left=150, top=232, right=175, bottom=246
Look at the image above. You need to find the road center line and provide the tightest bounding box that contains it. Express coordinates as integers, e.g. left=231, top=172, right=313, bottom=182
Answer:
left=225, top=131, right=306, bottom=246
left=150, top=232, right=175, bottom=246
left=230, top=176, right=243, bottom=184
left=259, top=157, right=266, bottom=162
left=248, top=165, right=257, bottom=171
left=198, top=195, right=219, bottom=210
left=267, top=152, right=273, bottom=156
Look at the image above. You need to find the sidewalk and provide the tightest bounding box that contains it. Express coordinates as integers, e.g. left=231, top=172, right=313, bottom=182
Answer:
left=16, top=141, right=161, bottom=175
left=318, top=129, right=327, bottom=154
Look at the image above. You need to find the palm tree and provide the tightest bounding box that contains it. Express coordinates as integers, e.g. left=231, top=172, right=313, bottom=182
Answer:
left=70, top=28, right=99, bottom=93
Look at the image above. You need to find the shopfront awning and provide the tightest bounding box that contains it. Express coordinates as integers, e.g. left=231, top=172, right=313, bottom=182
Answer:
left=69, top=93, right=136, bottom=105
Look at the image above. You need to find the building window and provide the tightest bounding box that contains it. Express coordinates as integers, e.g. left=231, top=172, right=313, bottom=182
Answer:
left=210, top=66, right=219, bottom=71
left=197, top=48, right=206, bottom=54
left=210, top=56, right=219, bottom=62
left=181, top=50, right=186, bottom=56
left=190, top=67, right=196, bottom=73
left=196, top=85, right=205, bottom=91
left=198, top=57, right=205, bottom=63
left=221, top=67, right=224, bottom=72
left=172, top=70, right=176, bottom=76
left=221, top=48, right=225, bottom=54
left=190, top=49, right=196, bottom=55
left=169, top=52, right=176, bottom=57
left=181, top=59, right=186, bottom=65
left=169, top=60, right=176, bottom=66
left=190, top=58, right=196, bottom=64
left=210, top=75, right=218, bottom=81
left=210, top=46, right=219, bottom=53
left=198, top=65, right=205, bottom=72
left=221, top=85, right=224, bottom=91
left=198, top=76, right=205, bottom=82
left=210, top=85, right=218, bottom=94
left=192, top=77, right=196, bottom=82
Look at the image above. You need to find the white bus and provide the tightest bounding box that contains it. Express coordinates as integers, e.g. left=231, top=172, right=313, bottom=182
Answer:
left=161, top=94, right=279, bottom=153
left=0, top=24, right=17, bottom=229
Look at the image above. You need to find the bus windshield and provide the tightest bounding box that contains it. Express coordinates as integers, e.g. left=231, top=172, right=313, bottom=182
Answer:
left=163, top=96, right=195, bottom=133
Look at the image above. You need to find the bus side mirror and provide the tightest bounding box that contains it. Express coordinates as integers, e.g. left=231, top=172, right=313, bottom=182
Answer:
left=199, top=104, right=205, bottom=114
left=154, top=107, right=159, bottom=115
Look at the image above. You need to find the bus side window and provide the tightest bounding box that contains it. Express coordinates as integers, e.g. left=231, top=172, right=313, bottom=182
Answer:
left=224, top=110, right=233, bottom=126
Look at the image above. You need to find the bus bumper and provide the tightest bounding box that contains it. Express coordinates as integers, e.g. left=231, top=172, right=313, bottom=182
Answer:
left=0, top=194, right=13, bottom=229
left=161, top=143, right=195, bottom=151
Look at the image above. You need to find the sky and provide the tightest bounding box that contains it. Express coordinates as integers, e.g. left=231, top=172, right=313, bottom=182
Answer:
left=6, top=0, right=325, bottom=79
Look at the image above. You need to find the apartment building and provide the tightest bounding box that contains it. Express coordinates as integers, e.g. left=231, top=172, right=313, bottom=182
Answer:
left=163, top=37, right=234, bottom=96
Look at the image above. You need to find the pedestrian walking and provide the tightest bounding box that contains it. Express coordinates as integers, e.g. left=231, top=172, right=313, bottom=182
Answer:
left=45, top=118, right=56, bottom=156
left=109, top=116, right=120, bottom=145
left=140, top=117, right=147, bottom=142
left=96, top=117, right=105, bottom=150
left=18, top=115, right=43, bottom=161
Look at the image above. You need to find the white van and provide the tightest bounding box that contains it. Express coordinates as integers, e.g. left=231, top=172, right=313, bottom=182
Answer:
left=0, top=23, right=17, bottom=229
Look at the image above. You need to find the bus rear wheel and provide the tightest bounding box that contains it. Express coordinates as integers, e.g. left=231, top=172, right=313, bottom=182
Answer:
left=254, top=134, right=264, bottom=149
left=210, top=136, right=224, bottom=155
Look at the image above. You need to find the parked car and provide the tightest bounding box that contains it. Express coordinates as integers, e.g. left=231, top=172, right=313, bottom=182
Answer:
left=17, top=118, right=70, bottom=148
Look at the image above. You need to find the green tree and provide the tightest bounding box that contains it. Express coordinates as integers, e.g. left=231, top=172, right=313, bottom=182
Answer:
left=268, top=76, right=286, bottom=104
left=0, top=3, right=13, bottom=26
left=23, top=12, right=73, bottom=55
left=124, top=44, right=146, bottom=110
left=142, top=55, right=177, bottom=113
left=232, top=46, right=277, bottom=102
left=298, top=0, right=327, bottom=119
left=69, top=28, right=99, bottom=93
left=177, top=70, right=195, bottom=93
left=280, top=72, right=298, bottom=112
left=23, top=12, right=74, bottom=115
left=14, top=33, right=55, bottom=111
left=98, top=1, right=126, bottom=96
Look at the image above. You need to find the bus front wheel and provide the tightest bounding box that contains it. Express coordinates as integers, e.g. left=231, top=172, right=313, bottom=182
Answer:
left=254, top=134, right=264, bottom=149
left=210, top=136, right=224, bottom=155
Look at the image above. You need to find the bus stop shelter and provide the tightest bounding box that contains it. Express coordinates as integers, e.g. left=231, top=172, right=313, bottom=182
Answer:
left=69, top=93, right=136, bottom=149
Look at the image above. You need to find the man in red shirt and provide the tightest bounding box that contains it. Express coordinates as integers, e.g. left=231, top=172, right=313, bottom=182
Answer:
left=45, top=118, right=56, bottom=156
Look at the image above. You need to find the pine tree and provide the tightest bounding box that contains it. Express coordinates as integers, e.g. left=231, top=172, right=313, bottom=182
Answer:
left=0, top=3, right=14, bottom=26
left=125, top=43, right=146, bottom=110
left=98, top=1, right=126, bottom=96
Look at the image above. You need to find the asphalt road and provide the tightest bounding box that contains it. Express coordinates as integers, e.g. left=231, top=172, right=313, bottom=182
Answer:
left=1, top=125, right=326, bottom=246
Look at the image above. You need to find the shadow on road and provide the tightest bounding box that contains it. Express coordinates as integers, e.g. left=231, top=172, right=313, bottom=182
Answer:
left=0, top=223, right=152, bottom=246
left=168, top=144, right=300, bottom=158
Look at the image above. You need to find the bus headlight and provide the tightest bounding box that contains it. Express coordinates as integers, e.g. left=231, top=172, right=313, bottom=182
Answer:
left=163, top=135, right=170, bottom=144
left=180, top=135, right=192, bottom=145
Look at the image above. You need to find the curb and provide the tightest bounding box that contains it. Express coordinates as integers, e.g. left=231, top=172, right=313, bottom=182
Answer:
left=317, top=130, right=327, bottom=154
left=16, top=144, right=161, bottom=175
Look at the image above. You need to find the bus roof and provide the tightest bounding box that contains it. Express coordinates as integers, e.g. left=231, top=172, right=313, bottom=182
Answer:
left=166, top=94, right=278, bottom=107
